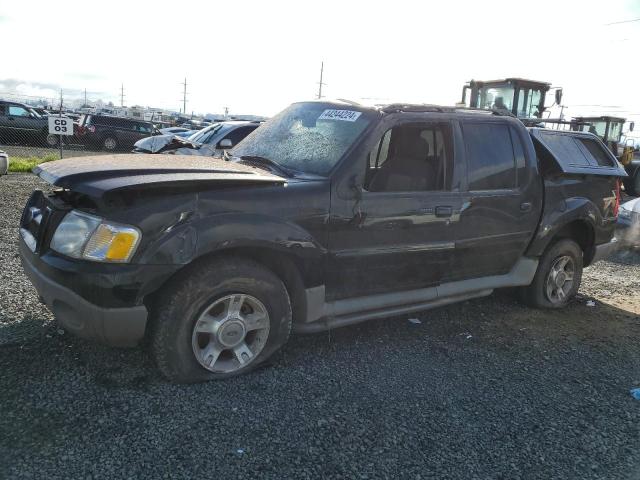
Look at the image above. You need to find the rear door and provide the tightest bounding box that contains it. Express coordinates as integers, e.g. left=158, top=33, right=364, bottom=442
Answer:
left=450, top=120, right=541, bottom=281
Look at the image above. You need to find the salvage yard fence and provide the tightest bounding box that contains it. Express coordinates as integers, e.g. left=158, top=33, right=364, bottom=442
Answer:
left=0, top=89, right=196, bottom=172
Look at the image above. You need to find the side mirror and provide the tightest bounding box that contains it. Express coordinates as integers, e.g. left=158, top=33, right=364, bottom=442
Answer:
left=219, top=138, right=233, bottom=149
left=554, top=88, right=563, bottom=105
left=629, top=121, right=635, bottom=132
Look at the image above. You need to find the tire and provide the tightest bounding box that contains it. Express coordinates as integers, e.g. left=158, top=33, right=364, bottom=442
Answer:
left=102, top=136, right=118, bottom=151
left=46, top=134, right=59, bottom=147
left=150, top=257, right=292, bottom=383
left=519, top=239, right=583, bottom=309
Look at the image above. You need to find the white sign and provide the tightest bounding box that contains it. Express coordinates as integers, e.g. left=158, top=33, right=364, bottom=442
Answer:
left=318, top=109, right=362, bottom=122
left=48, top=116, right=74, bottom=136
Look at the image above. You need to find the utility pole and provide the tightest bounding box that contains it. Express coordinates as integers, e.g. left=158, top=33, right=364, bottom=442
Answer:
left=181, top=77, right=188, bottom=114
left=84, top=88, right=87, bottom=107
left=59, top=89, right=64, bottom=159
left=120, top=83, right=125, bottom=107
left=317, top=61, right=327, bottom=99
left=224, top=106, right=229, bottom=119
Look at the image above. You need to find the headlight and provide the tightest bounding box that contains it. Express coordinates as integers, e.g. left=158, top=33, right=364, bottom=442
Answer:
left=618, top=207, right=631, bottom=219
left=50, top=210, right=141, bottom=263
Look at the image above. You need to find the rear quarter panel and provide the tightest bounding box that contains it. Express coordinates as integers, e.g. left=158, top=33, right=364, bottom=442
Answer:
left=527, top=174, right=618, bottom=258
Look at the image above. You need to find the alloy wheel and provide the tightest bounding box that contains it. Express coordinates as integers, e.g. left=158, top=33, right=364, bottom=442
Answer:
left=191, top=294, right=270, bottom=373
left=545, top=255, right=575, bottom=304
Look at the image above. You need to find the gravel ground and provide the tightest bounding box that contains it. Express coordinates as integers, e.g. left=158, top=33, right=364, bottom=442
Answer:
left=1, top=173, right=639, bottom=480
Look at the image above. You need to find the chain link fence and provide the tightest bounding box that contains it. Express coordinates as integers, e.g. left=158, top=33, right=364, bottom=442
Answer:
left=0, top=89, right=202, bottom=172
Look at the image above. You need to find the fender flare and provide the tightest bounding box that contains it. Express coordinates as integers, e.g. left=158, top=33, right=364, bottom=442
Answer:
left=526, top=197, right=600, bottom=258
left=138, top=212, right=327, bottom=285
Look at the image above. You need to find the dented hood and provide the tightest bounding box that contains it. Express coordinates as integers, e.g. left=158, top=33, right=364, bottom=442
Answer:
left=34, top=154, right=287, bottom=198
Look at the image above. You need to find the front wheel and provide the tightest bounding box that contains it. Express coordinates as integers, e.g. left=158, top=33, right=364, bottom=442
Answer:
left=150, top=257, right=292, bottom=383
left=519, top=239, right=583, bottom=309
left=46, top=134, right=60, bottom=147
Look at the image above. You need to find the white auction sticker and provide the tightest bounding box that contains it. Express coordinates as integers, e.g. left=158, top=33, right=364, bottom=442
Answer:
left=318, top=109, right=362, bottom=122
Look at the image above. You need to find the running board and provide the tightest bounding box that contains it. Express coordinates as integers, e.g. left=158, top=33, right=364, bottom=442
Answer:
left=293, top=290, right=492, bottom=334
left=295, top=257, right=538, bottom=334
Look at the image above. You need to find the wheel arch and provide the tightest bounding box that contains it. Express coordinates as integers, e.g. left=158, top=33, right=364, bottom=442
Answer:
left=142, top=245, right=314, bottom=327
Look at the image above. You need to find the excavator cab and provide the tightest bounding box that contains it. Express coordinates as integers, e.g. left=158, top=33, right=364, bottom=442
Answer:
left=571, top=116, right=633, bottom=164
left=460, top=78, right=553, bottom=118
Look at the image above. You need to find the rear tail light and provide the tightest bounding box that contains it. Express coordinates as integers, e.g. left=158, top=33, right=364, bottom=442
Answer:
left=613, top=179, right=621, bottom=217
left=87, top=125, right=96, bottom=133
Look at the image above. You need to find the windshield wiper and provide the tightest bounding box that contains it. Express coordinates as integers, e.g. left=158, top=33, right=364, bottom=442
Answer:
left=237, top=155, right=296, bottom=178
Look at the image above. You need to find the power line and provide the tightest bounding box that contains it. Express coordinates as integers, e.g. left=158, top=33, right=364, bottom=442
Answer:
left=605, top=17, right=640, bottom=25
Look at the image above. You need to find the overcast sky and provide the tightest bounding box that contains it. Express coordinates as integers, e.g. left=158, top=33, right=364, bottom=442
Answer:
left=1, top=0, right=639, bottom=133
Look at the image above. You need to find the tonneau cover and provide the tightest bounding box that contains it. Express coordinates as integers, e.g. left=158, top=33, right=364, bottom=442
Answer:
left=529, top=128, right=627, bottom=177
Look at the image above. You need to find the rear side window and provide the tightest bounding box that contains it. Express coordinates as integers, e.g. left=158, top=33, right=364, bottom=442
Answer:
left=535, top=130, right=614, bottom=168
left=463, top=123, right=516, bottom=191
left=578, top=138, right=614, bottom=167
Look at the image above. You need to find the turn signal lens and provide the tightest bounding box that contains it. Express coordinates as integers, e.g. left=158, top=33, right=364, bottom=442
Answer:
left=84, top=223, right=141, bottom=263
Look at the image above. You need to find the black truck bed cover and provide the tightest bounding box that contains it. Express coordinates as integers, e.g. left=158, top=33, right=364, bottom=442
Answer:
left=529, top=128, right=627, bottom=177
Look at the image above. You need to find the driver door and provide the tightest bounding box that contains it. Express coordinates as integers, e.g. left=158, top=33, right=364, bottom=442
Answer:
left=327, top=118, right=464, bottom=300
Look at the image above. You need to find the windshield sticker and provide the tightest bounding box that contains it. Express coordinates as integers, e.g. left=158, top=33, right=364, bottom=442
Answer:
left=318, top=109, right=362, bottom=122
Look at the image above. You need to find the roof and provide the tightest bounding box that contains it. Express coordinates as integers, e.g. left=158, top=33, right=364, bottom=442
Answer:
left=467, top=78, right=552, bottom=88
left=303, top=99, right=519, bottom=118
left=572, top=116, right=627, bottom=123
left=0, top=99, right=30, bottom=107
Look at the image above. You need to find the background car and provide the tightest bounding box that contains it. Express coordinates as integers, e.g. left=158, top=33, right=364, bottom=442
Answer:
left=75, top=114, right=160, bottom=151
left=133, top=121, right=260, bottom=156
left=0, top=150, right=8, bottom=175
left=0, top=100, right=56, bottom=146
left=617, top=197, right=640, bottom=248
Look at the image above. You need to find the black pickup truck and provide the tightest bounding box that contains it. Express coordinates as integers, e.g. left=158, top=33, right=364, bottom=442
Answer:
left=19, top=101, right=627, bottom=383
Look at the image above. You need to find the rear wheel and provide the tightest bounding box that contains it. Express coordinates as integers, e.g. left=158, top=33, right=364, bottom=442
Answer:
left=519, top=239, right=583, bottom=309
left=103, top=136, right=117, bottom=151
left=46, top=134, right=59, bottom=147
left=150, top=257, right=292, bottom=383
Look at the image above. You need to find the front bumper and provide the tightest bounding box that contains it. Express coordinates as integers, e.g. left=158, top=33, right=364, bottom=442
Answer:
left=19, top=240, right=151, bottom=347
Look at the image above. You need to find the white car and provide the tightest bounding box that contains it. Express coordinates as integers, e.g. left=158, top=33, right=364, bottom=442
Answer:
left=0, top=150, right=8, bottom=175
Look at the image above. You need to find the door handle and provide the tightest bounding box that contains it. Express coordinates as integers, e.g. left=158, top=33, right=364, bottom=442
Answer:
left=520, top=202, right=532, bottom=212
left=435, top=206, right=453, bottom=218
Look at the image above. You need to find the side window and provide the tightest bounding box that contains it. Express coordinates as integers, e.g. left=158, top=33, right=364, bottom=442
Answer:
left=578, top=138, right=614, bottom=167
left=464, top=123, right=516, bottom=191
left=0, top=104, right=5, bottom=115
left=8, top=106, right=30, bottom=117
left=221, top=126, right=257, bottom=147
left=365, top=123, right=452, bottom=193
left=368, top=129, right=392, bottom=169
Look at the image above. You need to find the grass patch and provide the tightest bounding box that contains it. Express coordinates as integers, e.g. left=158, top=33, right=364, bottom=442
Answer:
left=8, top=153, right=60, bottom=173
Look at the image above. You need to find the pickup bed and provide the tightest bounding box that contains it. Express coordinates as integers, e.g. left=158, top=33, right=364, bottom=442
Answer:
left=19, top=101, right=627, bottom=382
